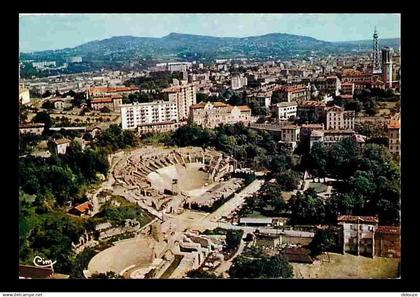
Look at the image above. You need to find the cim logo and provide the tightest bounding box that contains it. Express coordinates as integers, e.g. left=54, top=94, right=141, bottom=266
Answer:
left=33, top=256, right=57, bottom=269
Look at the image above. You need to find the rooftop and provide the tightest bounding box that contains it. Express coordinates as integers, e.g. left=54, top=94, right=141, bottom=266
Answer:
left=388, top=119, right=400, bottom=129
left=54, top=138, right=71, bottom=145
left=20, top=123, right=45, bottom=129
left=376, top=226, right=400, bottom=235
left=72, top=201, right=93, bottom=213
left=275, top=102, right=298, bottom=107
left=337, top=215, right=379, bottom=224
left=89, top=86, right=139, bottom=93
left=239, top=217, right=272, bottom=224
left=19, top=265, right=53, bottom=279
left=299, top=100, right=326, bottom=108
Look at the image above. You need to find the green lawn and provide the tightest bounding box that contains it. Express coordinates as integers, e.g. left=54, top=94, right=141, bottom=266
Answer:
left=308, top=182, right=328, bottom=193
left=244, top=210, right=268, bottom=218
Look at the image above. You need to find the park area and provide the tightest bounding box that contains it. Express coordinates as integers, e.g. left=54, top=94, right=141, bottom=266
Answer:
left=307, top=182, right=328, bottom=194
left=292, top=253, right=400, bottom=279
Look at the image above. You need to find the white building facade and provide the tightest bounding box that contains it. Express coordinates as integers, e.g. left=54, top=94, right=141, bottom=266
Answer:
left=162, top=83, right=196, bottom=121
left=120, top=101, right=178, bottom=130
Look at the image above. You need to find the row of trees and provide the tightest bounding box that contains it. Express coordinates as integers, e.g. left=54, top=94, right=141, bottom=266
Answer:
left=19, top=124, right=141, bottom=275
left=298, top=139, right=400, bottom=225
left=168, top=122, right=298, bottom=171
left=123, top=71, right=182, bottom=90
left=229, top=253, right=293, bottom=278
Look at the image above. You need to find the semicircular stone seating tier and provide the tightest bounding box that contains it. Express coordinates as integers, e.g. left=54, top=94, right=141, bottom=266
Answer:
left=112, top=147, right=237, bottom=214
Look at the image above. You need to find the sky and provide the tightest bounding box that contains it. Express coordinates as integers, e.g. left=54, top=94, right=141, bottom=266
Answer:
left=19, top=14, right=401, bottom=53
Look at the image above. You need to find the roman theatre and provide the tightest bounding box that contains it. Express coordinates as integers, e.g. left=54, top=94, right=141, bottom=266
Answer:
left=86, top=146, right=241, bottom=278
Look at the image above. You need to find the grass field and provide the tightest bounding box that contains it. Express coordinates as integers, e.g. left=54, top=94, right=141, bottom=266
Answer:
left=292, top=253, right=400, bottom=279
left=308, top=182, right=328, bottom=193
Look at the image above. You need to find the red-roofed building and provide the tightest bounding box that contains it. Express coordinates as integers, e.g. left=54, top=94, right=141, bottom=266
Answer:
left=388, top=114, right=400, bottom=156
left=19, top=123, right=45, bottom=135
left=325, top=105, right=355, bottom=131
left=275, top=85, right=309, bottom=103
left=375, top=226, right=400, bottom=258
left=337, top=215, right=378, bottom=257
left=341, top=82, right=355, bottom=95
left=50, top=138, right=71, bottom=155
left=19, top=264, right=69, bottom=279
left=339, top=69, right=373, bottom=90
left=88, top=86, right=139, bottom=98
left=90, top=95, right=123, bottom=112
left=297, top=101, right=327, bottom=124
left=69, top=201, right=93, bottom=216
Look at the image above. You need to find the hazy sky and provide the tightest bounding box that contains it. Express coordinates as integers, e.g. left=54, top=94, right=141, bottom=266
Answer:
left=19, top=14, right=401, bottom=53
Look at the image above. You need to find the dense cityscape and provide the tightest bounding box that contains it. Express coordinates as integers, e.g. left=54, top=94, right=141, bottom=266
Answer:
left=19, top=15, right=400, bottom=280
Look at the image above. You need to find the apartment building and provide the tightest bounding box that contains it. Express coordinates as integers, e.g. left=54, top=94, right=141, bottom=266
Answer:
left=325, top=106, right=355, bottom=130
left=231, top=74, right=248, bottom=90
left=312, top=76, right=341, bottom=96
left=162, top=83, right=196, bottom=121
left=297, top=101, right=327, bottom=124
left=388, top=115, right=400, bottom=156
left=276, top=85, right=309, bottom=103
left=120, top=101, right=178, bottom=130
left=137, top=121, right=187, bottom=136
left=19, top=83, right=31, bottom=105
left=340, top=82, right=355, bottom=95
left=337, top=215, right=378, bottom=257
left=339, top=69, right=372, bottom=90
left=189, top=101, right=251, bottom=129
left=87, top=86, right=139, bottom=98
left=90, top=95, right=123, bottom=112
left=272, top=102, right=298, bottom=122
left=279, top=125, right=301, bottom=150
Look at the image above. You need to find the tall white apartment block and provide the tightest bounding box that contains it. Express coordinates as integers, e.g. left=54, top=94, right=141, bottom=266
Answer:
left=231, top=74, right=248, bottom=90
left=120, top=101, right=178, bottom=130
left=162, top=83, right=196, bottom=121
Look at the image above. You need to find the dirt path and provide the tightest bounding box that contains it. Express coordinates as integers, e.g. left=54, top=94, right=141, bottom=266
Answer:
left=292, top=253, right=400, bottom=279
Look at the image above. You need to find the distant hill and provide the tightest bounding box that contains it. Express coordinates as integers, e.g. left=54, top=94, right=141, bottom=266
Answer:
left=333, top=38, right=400, bottom=50
left=19, top=33, right=400, bottom=77
left=20, top=32, right=337, bottom=60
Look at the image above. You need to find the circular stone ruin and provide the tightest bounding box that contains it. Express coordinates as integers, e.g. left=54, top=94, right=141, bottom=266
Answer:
left=147, top=163, right=210, bottom=197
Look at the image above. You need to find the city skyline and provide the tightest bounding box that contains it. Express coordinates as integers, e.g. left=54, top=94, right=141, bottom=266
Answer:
left=19, top=13, right=400, bottom=53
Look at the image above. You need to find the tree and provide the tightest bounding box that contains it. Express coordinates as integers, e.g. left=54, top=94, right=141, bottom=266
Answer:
left=187, top=270, right=220, bottom=279
left=168, top=122, right=214, bottom=148
left=224, top=230, right=243, bottom=252
left=327, top=138, right=359, bottom=180
left=70, top=248, right=97, bottom=278
left=345, top=100, right=362, bottom=113
left=308, top=227, right=341, bottom=256
left=42, top=90, right=52, bottom=98
left=42, top=100, right=55, bottom=110
left=275, top=170, right=300, bottom=191
left=32, top=111, right=53, bottom=130
left=227, top=94, right=246, bottom=106
left=100, top=106, right=111, bottom=113
left=288, top=188, right=326, bottom=225
left=304, top=142, right=328, bottom=181
left=364, top=97, right=378, bottom=116
left=90, top=272, right=123, bottom=279
left=196, top=93, right=209, bottom=103
left=271, top=91, right=283, bottom=104
left=229, top=255, right=293, bottom=279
